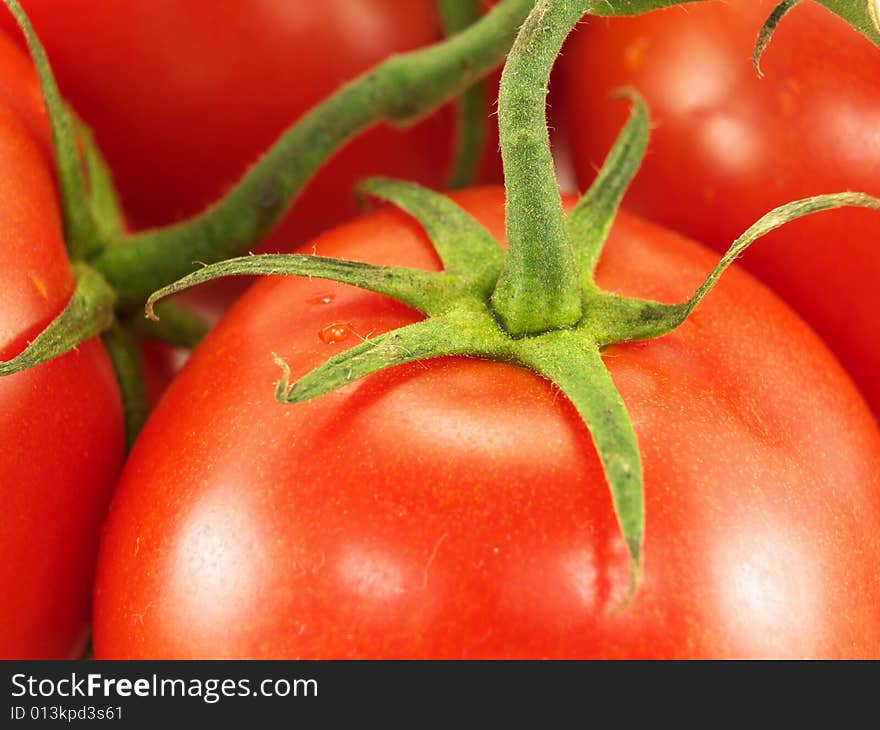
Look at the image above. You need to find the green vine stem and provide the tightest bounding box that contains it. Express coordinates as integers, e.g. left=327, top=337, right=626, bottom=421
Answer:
left=109, top=0, right=880, bottom=312
left=3, top=0, right=878, bottom=492
left=437, top=0, right=490, bottom=189
left=490, top=0, right=587, bottom=335
left=101, top=324, right=147, bottom=449
left=91, top=0, right=535, bottom=311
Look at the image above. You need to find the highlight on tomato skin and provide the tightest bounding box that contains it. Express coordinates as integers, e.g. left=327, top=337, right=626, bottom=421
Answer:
left=92, top=188, right=880, bottom=660
left=0, top=0, right=502, bottom=251
left=556, top=0, right=880, bottom=414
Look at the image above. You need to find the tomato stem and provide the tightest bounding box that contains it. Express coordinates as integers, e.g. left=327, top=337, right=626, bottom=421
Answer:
left=490, top=0, right=588, bottom=336
left=140, top=0, right=880, bottom=610
left=101, top=324, right=147, bottom=449
left=567, top=90, right=649, bottom=287
left=437, top=0, right=490, bottom=189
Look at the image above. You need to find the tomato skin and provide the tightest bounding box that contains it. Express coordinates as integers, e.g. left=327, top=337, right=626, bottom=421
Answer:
left=93, top=188, right=880, bottom=659
left=0, top=34, right=124, bottom=658
left=557, top=0, right=880, bottom=413
left=2, top=0, right=501, bottom=251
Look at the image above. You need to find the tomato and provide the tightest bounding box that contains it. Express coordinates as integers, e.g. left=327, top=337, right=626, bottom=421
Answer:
left=92, top=188, right=880, bottom=659
left=2, top=0, right=501, bottom=252
left=556, top=0, right=880, bottom=413
left=0, top=32, right=124, bottom=659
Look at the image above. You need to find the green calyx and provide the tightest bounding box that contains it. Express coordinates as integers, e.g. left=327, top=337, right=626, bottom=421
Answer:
left=148, top=161, right=880, bottom=603
left=150, top=0, right=880, bottom=600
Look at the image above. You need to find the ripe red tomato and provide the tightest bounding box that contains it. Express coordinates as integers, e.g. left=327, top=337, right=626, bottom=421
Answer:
left=93, top=188, right=880, bottom=659
left=0, top=32, right=124, bottom=659
left=2, top=0, right=501, bottom=251
left=557, top=0, right=880, bottom=413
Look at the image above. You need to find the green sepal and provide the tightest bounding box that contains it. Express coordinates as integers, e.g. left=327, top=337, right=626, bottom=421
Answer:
left=275, top=307, right=506, bottom=404
left=583, top=291, right=686, bottom=347
left=603, top=192, right=880, bottom=341
left=753, top=0, right=801, bottom=78
left=567, top=89, right=649, bottom=284
left=678, top=193, right=880, bottom=319
left=101, top=323, right=147, bottom=449
left=0, top=263, right=115, bottom=376
left=1, top=0, right=104, bottom=259
left=358, top=177, right=504, bottom=289
left=755, top=2, right=880, bottom=77
left=145, top=254, right=461, bottom=320
left=516, top=330, right=644, bottom=596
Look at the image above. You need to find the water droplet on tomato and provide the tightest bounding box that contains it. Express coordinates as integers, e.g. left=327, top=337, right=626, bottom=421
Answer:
left=309, top=293, right=335, bottom=305
left=319, top=322, right=353, bottom=344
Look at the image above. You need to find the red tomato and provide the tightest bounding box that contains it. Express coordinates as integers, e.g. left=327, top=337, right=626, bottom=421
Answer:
left=2, top=0, right=501, bottom=251
left=557, top=0, right=880, bottom=412
left=0, top=32, right=124, bottom=659
left=93, top=188, right=880, bottom=659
